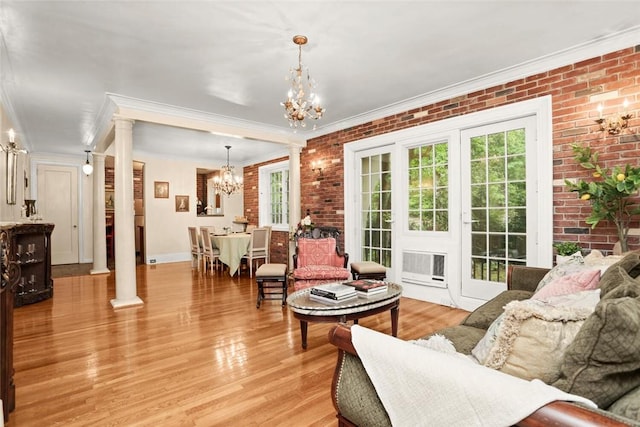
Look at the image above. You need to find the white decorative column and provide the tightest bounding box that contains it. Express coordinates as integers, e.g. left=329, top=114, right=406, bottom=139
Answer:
left=111, top=118, right=143, bottom=308
left=289, top=145, right=302, bottom=270
left=90, top=153, right=109, bottom=274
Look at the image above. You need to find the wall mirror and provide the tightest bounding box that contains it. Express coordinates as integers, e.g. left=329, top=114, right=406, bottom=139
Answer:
left=196, top=168, right=223, bottom=216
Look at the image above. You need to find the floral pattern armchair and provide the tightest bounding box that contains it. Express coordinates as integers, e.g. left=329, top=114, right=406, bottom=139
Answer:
left=292, top=237, right=350, bottom=291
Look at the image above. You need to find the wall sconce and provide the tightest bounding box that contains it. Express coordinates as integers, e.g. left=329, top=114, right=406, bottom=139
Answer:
left=311, top=160, right=323, bottom=177
left=82, top=150, right=94, bottom=175
left=1, top=128, right=27, bottom=205
left=595, top=99, right=633, bottom=135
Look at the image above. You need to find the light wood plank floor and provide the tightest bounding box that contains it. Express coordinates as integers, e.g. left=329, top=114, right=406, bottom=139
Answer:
left=8, top=262, right=468, bottom=426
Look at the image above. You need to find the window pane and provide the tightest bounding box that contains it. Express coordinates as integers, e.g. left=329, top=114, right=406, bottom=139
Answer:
left=470, top=136, right=486, bottom=160
left=408, top=147, right=420, bottom=168
left=507, top=128, right=525, bottom=155
left=488, top=208, right=506, bottom=232
left=487, top=132, right=505, bottom=157
left=470, top=159, right=486, bottom=184
left=508, top=208, right=526, bottom=233
left=407, top=140, right=448, bottom=231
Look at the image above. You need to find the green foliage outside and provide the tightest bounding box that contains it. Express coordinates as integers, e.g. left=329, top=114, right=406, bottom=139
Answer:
left=565, top=144, right=640, bottom=252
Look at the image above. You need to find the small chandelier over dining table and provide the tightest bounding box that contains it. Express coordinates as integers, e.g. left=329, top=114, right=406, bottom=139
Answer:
left=212, top=145, right=243, bottom=196
left=281, top=35, right=325, bottom=129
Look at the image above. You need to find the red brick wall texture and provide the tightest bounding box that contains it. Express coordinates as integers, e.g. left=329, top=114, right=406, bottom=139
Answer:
left=245, top=45, right=640, bottom=261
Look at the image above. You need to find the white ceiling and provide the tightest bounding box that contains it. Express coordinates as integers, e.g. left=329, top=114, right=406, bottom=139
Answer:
left=2, top=1, right=640, bottom=165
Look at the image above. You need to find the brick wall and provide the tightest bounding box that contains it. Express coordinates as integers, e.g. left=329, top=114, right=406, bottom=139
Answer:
left=246, top=45, right=640, bottom=256
left=105, top=166, right=144, bottom=201
left=243, top=156, right=289, bottom=263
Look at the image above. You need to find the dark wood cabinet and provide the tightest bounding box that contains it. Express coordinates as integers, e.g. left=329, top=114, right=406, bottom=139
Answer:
left=7, top=223, right=55, bottom=307
left=0, top=222, right=54, bottom=421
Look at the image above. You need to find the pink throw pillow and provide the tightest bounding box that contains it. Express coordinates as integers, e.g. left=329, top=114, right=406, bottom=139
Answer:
left=532, top=269, right=601, bottom=301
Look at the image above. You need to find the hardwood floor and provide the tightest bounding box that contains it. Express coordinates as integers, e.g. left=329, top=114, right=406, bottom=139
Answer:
left=8, top=262, right=468, bottom=426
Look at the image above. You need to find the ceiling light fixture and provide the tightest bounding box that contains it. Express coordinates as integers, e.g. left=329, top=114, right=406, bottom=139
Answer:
left=281, top=35, right=325, bottom=129
left=212, top=145, right=243, bottom=196
left=82, top=150, right=94, bottom=175
left=595, top=99, right=633, bottom=135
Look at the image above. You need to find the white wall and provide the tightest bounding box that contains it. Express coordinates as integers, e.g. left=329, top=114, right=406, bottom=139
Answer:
left=135, top=154, right=244, bottom=264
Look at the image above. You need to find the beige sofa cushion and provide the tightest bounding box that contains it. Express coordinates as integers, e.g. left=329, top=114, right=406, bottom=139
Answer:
left=481, top=299, right=592, bottom=383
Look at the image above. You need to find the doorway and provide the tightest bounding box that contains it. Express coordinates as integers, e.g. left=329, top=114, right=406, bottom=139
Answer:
left=37, top=165, right=79, bottom=265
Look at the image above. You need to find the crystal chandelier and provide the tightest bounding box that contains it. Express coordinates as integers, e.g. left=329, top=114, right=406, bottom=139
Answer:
left=212, top=145, right=243, bottom=196
left=281, top=35, right=325, bottom=129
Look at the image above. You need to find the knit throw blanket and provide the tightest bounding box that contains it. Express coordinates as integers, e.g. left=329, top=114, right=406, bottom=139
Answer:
left=351, top=325, right=595, bottom=427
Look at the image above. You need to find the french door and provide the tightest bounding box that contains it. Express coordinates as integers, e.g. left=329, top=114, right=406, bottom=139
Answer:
left=355, top=146, right=394, bottom=278
left=460, top=116, right=537, bottom=300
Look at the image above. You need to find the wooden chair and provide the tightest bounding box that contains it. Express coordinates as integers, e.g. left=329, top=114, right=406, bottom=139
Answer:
left=241, top=227, right=269, bottom=277
left=200, top=226, right=220, bottom=275
left=188, top=226, right=203, bottom=270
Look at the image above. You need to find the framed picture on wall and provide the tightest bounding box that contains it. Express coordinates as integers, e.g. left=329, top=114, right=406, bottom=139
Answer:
left=105, top=191, right=115, bottom=210
left=154, top=181, right=169, bottom=198
left=175, top=195, right=189, bottom=212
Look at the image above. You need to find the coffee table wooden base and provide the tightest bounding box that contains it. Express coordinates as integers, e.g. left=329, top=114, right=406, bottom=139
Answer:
left=293, top=299, right=400, bottom=349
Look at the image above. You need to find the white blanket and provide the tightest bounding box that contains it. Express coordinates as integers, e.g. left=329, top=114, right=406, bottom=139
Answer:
left=351, top=325, right=595, bottom=427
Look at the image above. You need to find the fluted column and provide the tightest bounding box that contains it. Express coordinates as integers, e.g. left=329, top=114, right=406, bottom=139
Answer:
left=90, top=153, right=109, bottom=274
left=111, top=118, right=143, bottom=309
left=289, top=145, right=301, bottom=270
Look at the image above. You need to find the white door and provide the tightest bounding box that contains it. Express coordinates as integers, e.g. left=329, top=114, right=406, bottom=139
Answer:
left=37, top=165, right=79, bottom=265
left=355, top=146, right=394, bottom=278
left=460, top=116, right=537, bottom=300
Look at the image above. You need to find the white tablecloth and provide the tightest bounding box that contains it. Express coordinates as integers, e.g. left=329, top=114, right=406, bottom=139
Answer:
left=211, top=234, right=251, bottom=276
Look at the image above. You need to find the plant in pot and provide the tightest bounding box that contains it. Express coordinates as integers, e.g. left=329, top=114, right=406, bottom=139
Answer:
left=553, top=241, right=583, bottom=264
left=566, top=143, right=640, bottom=253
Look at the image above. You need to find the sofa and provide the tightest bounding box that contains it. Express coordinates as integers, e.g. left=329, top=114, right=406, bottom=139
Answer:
left=329, top=254, right=640, bottom=427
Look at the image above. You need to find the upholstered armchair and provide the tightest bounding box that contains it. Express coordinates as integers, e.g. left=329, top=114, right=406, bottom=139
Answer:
left=292, top=237, right=350, bottom=291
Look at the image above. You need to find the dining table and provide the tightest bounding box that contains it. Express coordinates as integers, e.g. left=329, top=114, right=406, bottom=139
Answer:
left=211, top=233, right=252, bottom=276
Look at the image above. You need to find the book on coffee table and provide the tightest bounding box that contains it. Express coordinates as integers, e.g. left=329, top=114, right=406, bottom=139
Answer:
left=343, top=280, right=388, bottom=292
left=310, top=282, right=357, bottom=300
left=309, top=292, right=357, bottom=305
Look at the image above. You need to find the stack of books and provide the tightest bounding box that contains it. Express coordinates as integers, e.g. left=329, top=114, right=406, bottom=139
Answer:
left=343, top=280, right=388, bottom=297
left=309, top=283, right=357, bottom=304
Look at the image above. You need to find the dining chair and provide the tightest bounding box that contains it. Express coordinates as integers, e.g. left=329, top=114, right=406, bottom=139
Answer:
left=264, top=225, right=272, bottom=263
left=200, top=226, right=220, bottom=275
left=188, top=226, right=203, bottom=270
left=241, top=227, right=269, bottom=277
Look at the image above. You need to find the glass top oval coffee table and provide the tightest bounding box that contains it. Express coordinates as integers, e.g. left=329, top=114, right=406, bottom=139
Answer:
left=286, top=283, right=402, bottom=349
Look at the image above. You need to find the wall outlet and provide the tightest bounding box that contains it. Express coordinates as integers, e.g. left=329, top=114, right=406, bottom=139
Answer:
left=149, top=259, right=156, bottom=264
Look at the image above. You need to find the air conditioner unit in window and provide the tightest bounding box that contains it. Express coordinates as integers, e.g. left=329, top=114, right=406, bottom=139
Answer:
left=401, top=250, right=447, bottom=288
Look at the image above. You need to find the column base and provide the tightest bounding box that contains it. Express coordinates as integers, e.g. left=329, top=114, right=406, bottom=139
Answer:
left=110, top=296, right=144, bottom=309
left=90, top=268, right=110, bottom=275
